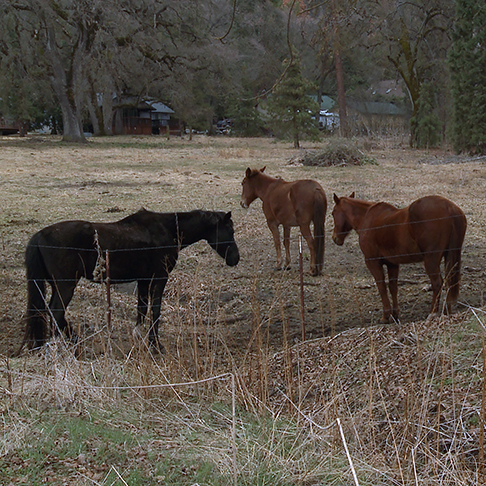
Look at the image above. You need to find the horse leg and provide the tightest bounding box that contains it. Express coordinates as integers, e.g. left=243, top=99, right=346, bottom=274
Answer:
left=48, top=280, right=77, bottom=342
left=365, top=260, right=393, bottom=323
left=148, top=279, right=168, bottom=352
left=136, top=280, right=150, bottom=330
left=268, top=222, right=283, bottom=269
left=283, top=226, right=292, bottom=268
left=424, top=255, right=443, bottom=317
left=300, top=223, right=317, bottom=276
left=387, top=263, right=400, bottom=320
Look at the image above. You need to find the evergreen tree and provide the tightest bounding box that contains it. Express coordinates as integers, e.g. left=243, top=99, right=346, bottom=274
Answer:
left=449, top=0, right=486, bottom=153
left=267, top=58, right=320, bottom=148
left=411, top=82, right=442, bottom=148
left=231, top=81, right=265, bottom=137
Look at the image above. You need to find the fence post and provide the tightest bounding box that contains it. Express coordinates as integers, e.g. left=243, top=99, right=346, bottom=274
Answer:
left=105, top=251, right=112, bottom=353
left=299, top=235, right=306, bottom=341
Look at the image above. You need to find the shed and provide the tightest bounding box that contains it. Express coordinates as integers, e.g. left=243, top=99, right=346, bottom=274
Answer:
left=348, top=101, right=408, bottom=116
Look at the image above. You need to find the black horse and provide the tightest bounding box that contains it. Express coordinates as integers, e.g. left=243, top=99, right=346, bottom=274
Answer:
left=23, top=209, right=240, bottom=351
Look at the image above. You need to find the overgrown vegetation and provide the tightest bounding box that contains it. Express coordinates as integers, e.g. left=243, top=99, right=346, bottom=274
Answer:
left=1, top=309, right=485, bottom=485
left=1, top=0, right=463, bottom=145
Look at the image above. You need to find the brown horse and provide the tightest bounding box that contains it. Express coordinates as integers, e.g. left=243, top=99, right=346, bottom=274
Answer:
left=241, top=167, right=327, bottom=276
left=332, top=193, right=467, bottom=322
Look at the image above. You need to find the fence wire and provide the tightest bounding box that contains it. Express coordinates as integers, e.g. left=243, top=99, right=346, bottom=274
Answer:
left=18, top=227, right=480, bottom=315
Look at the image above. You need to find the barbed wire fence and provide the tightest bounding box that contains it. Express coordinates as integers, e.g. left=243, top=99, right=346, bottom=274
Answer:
left=14, top=221, right=483, bottom=353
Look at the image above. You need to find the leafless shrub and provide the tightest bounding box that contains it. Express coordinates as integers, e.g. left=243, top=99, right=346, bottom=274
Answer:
left=290, top=138, right=377, bottom=167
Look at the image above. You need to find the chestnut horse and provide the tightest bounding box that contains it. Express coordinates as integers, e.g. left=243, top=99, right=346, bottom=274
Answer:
left=241, top=167, right=327, bottom=276
left=332, top=193, right=467, bottom=322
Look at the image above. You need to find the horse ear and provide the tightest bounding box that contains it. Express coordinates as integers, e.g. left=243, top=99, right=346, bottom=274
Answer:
left=260, top=166, right=266, bottom=173
left=333, top=193, right=340, bottom=204
left=224, top=211, right=232, bottom=221
left=245, top=167, right=252, bottom=178
left=349, top=192, right=355, bottom=198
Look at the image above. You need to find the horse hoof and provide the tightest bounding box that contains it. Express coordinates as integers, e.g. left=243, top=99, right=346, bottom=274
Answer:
left=66, top=330, right=78, bottom=345
left=149, top=340, right=165, bottom=354
left=426, top=312, right=440, bottom=322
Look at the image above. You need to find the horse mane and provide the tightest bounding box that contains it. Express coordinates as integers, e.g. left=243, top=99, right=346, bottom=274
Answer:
left=248, top=167, right=283, bottom=183
left=370, top=201, right=399, bottom=213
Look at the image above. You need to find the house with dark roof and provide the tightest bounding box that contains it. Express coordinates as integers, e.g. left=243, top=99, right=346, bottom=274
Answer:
left=346, top=100, right=409, bottom=136
left=348, top=100, right=408, bottom=117
left=112, top=97, right=177, bottom=135
left=150, top=102, right=175, bottom=134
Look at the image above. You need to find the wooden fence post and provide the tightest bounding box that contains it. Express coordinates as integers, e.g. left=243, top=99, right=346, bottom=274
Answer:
left=299, top=235, right=306, bottom=341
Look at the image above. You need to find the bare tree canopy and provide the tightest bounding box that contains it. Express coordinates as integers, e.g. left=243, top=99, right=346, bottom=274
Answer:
left=0, top=0, right=468, bottom=146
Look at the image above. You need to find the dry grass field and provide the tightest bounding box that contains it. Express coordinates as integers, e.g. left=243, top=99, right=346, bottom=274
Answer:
left=1, top=134, right=486, bottom=485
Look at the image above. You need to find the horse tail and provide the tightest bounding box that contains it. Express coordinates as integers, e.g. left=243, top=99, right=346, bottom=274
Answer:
left=313, top=188, right=327, bottom=274
left=24, top=232, right=49, bottom=349
left=444, top=211, right=467, bottom=307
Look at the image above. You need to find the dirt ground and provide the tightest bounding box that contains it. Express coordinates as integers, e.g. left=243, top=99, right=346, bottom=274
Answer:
left=1, top=135, right=485, bottom=362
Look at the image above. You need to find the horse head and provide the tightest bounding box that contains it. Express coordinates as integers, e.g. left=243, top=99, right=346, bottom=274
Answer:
left=240, top=167, right=266, bottom=208
left=332, top=193, right=355, bottom=245
left=207, top=211, right=240, bottom=266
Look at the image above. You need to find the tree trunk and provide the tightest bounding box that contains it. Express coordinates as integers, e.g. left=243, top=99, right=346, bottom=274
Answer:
left=334, top=49, right=348, bottom=138
left=87, top=84, right=114, bottom=137
left=293, top=115, right=300, bottom=149
left=87, top=88, right=101, bottom=136
left=331, top=0, right=348, bottom=138
left=102, top=89, right=114, bottom=136
left=44, top=20, right=86, bottom=142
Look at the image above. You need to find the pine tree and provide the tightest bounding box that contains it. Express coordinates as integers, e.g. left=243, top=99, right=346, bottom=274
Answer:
left=411, top=83, right=442, bottom=148
left=267, top=58, right=320, bottom=149
left=232, top=81, right=265, bottom=137
left=449, top=0, right=486, bottom=153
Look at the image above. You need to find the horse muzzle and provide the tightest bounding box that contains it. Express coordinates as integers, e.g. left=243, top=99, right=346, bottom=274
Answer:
left=240, top=199, right=249, bottom=209
left=225, top=246, right=240, bottom=266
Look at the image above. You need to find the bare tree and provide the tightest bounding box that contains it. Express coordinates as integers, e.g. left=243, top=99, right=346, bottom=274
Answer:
left=363, top=0, right=454, bottom=143
left=3, top=1, right=222, bottom=140
left=4, top=0, right=106, bottom=142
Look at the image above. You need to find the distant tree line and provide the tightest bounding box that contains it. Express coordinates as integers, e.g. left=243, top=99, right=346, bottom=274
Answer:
left=0, top=0, right=484, bottom=152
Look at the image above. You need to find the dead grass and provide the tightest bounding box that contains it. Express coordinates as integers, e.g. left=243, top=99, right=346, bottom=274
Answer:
left=1, top=134, right=486, bottom=483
